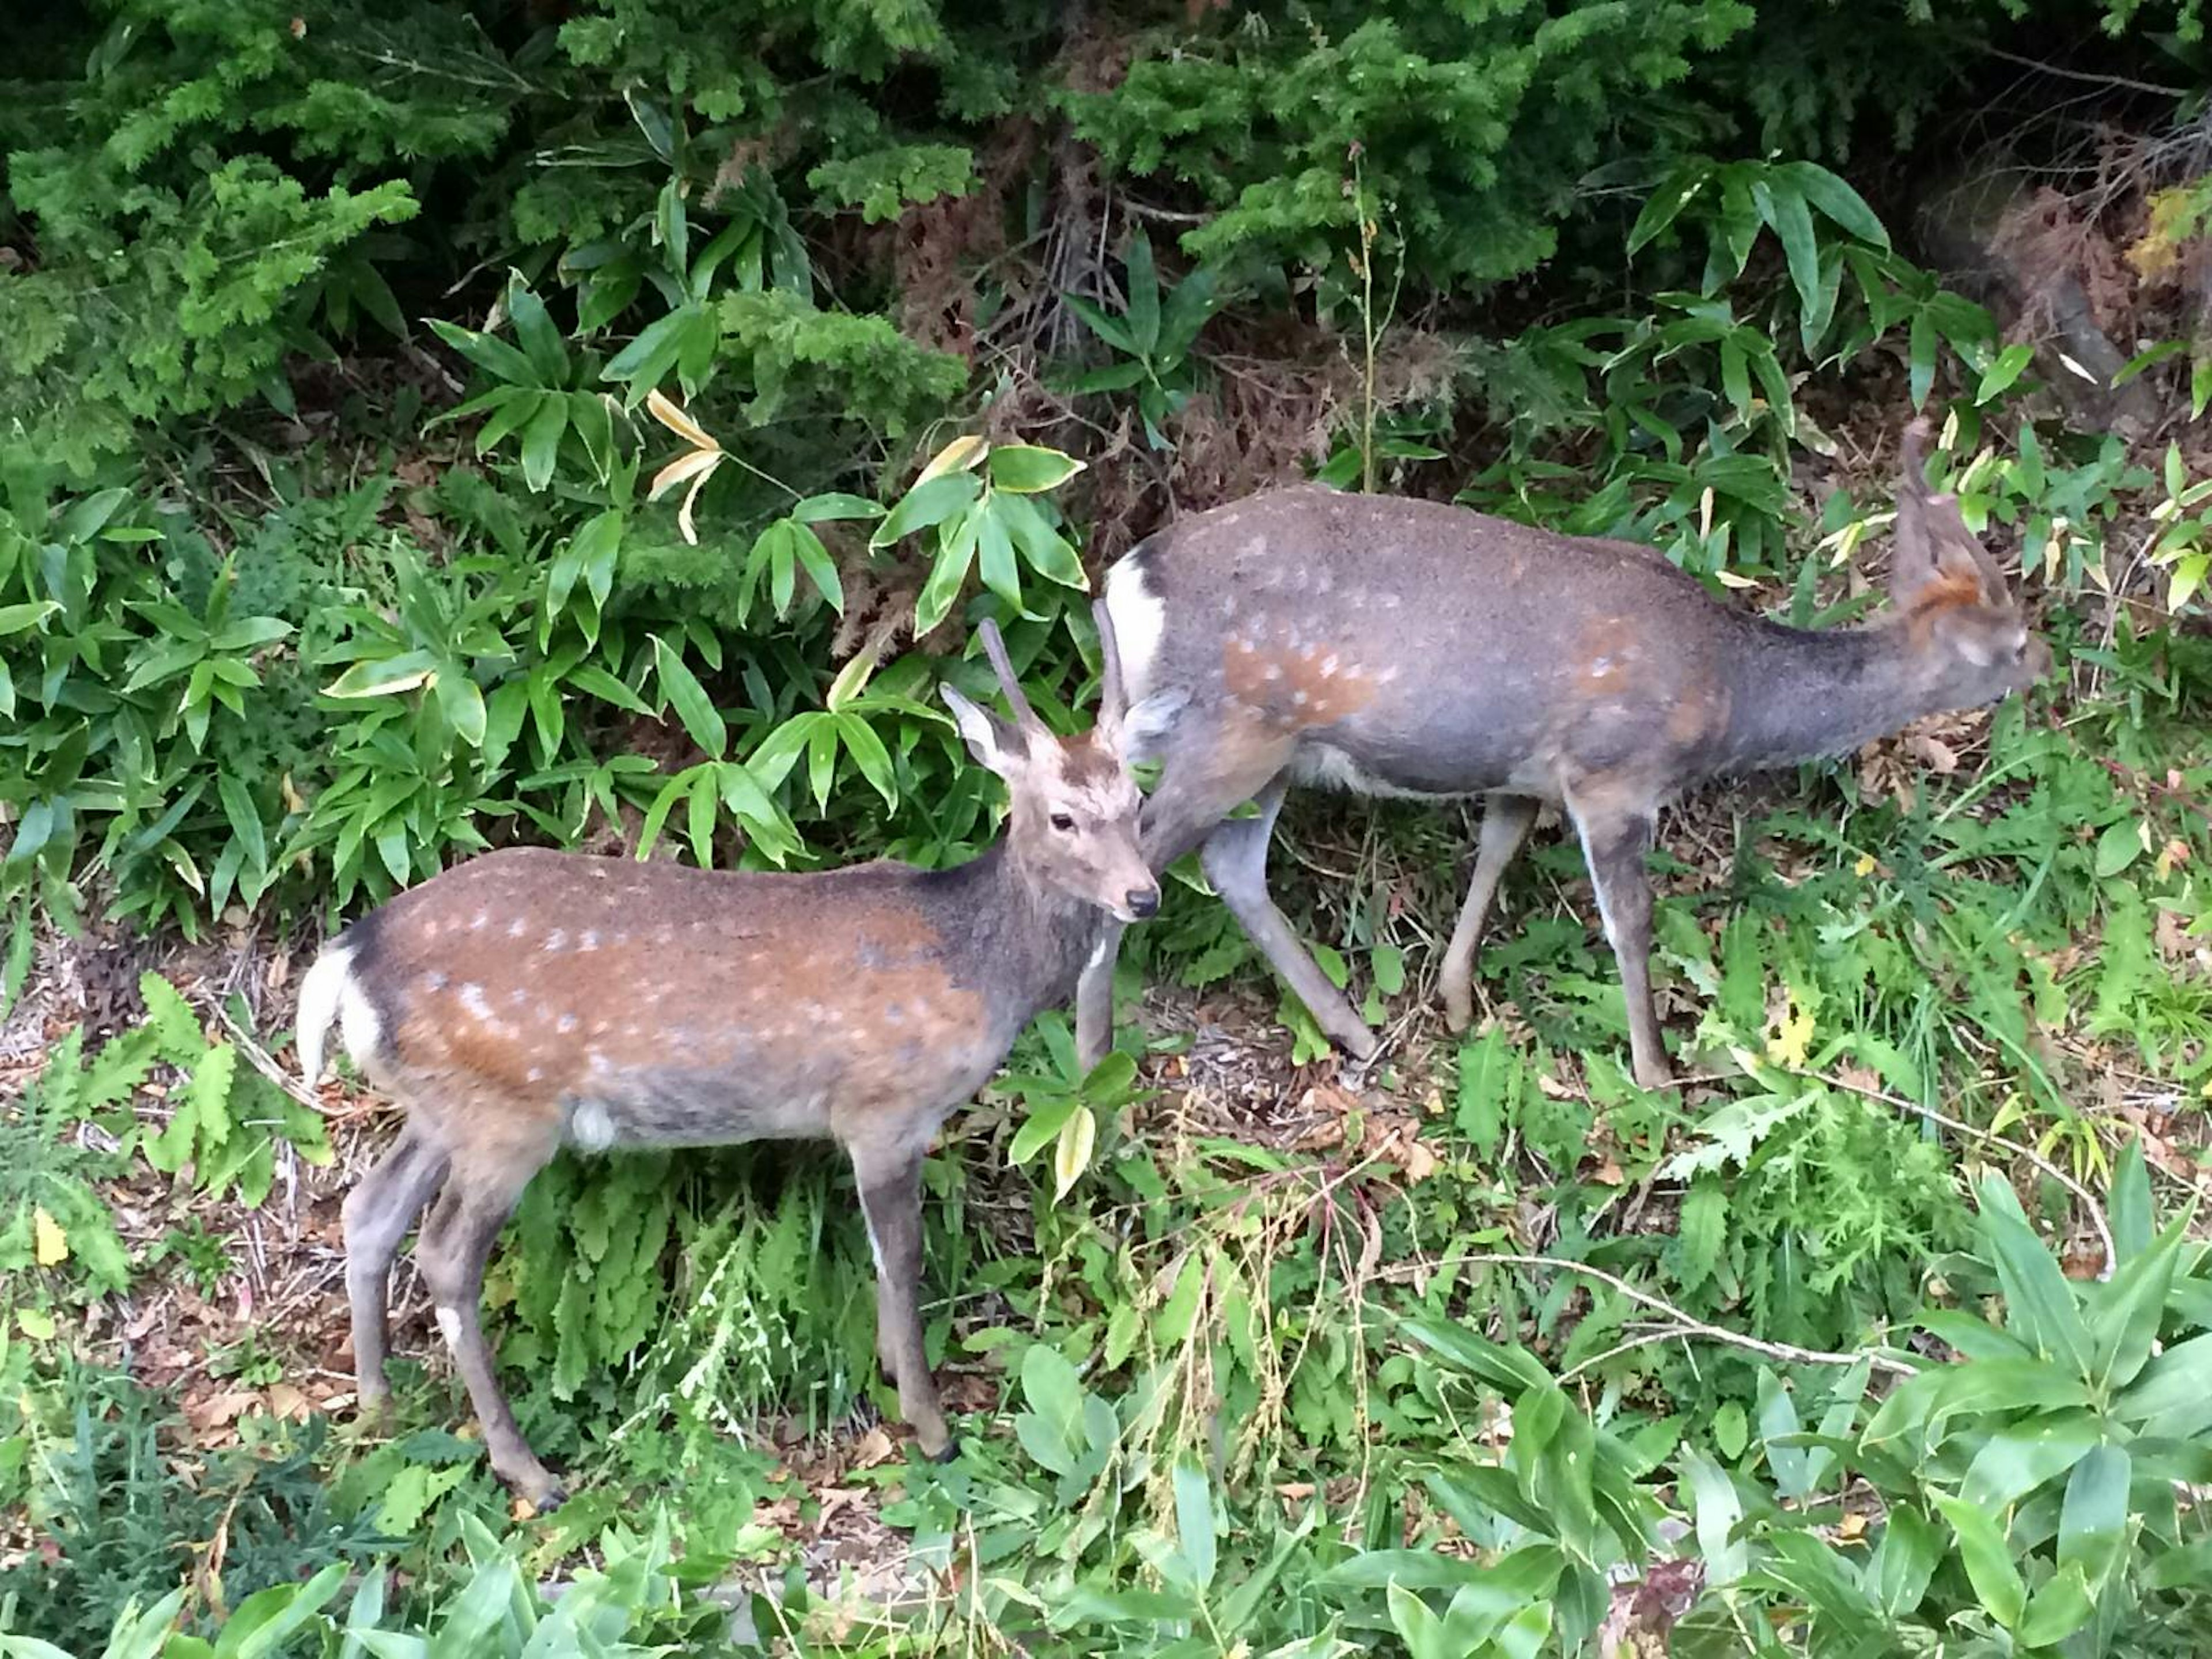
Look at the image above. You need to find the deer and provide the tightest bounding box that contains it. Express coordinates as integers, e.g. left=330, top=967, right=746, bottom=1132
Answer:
left=296, top=607, right=1180, bottom=1506
left=1075, top=419, right=2051, bottom=1090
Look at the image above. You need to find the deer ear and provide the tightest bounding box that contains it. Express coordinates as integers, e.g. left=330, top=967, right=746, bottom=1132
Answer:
left=1115, top=688, right=1187, bottom=764
left=940, top=683, right=1027, bottom=775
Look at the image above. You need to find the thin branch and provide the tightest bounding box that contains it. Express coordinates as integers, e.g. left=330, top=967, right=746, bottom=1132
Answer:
left=1977, top=44, right=2188, bottom=100
left=1370, top=1250, right=1920, bottom=1376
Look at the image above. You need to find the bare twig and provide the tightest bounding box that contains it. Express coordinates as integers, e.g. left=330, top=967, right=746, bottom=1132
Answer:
left=1369, top=1249, right=1920, bottom=1376
left=1978, top=45, right=2188, bottom=101
left=213, top=1003, right=331, bottom=1116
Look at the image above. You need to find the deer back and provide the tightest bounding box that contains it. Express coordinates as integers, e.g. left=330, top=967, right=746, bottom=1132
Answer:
left=1107, top=435, right=2043, bottom=808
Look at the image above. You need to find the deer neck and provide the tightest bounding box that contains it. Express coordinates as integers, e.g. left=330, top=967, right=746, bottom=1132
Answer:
left=933, top=838, right=1106, bottom=1017
left=1718, top=613, right=1940, bottom=772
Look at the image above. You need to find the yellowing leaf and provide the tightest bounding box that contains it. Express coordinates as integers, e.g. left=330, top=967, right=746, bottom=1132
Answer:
left=1052, top=1104, right=1096, bottom=1202
left=1712, top=569, right=1758, bottom=589
left=33, top=1206, right=67, bottom=1266
left=1766, top=992, right=1816, bottom=1069
left=1854, top=853, right=1877, bottom=877
left=916, top=434, right=987, bottom=484
left=644, top=388, right=720, bottom=452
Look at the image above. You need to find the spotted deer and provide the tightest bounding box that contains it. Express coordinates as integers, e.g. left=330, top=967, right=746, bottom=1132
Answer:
left=1077, top=420, right=2051, bottom=1089
left=297, top=609, right=1179, bottom=1505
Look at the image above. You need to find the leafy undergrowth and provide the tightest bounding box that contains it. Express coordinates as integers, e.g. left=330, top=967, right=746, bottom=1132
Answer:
left=3, top=650, right=2208, bottom=1652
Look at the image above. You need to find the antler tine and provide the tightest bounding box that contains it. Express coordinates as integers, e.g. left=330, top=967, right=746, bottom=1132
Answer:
left=1092, top=597, right=1126, bottom=732
left=975, top=618, right=1041, bottom=730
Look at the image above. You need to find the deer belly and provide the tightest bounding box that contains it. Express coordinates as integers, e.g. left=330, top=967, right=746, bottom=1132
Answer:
left=562, top=1061, right=839, bottom=1151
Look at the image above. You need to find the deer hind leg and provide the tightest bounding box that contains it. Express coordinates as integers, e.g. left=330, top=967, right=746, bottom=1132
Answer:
left=1563, top=784, right=1671, bottom=1089
left=849, top=1137, right=950, bottom=1460
left=342, top=1126, right=451, bottom=1415
left=1199, top=773, right=1380, bottom=1062
left=1440, top=793, right=1540, bottom=1034
left=415, top=1128, right=563, bottom=1505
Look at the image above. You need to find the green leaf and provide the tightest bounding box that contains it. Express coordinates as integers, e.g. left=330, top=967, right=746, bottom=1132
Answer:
left=1933, top=1494, right=2027, bottom=1630
left=2058, top=1444, right=2131, bottom=1592
left=2017, top=1562, right=2095, bottom=1647
left=789, top=521, right=843, bottom=613
left=2089, top=1214, right=2184, bottom=1391
left=1684, top=1449, right=1746, bottom=1585
left=1957, top=1410, right=2100, bottom=1511
left=505, top=271, right=570, bottom=386
left=915, top=503, right=982, bottom=637
left=1870, top=1503, right=1939, bottom=1618
left=323, top=650, right=440, bottom=699
left=870, top=471, right=983, bottom=550
left=2114, top=1331, right=2212, bottom=1426
left=1713, top=1400, right=1748, bottom=1460
left=427, top=317, right=536, bottom=387
left=1976, top=342, right=2036, bottom=405
left=1783, top=162, right=1891, bottom=247
left=1628, top=162, right=1710, bottom=255
left=1124, top=230, right=1161, bottom=357
left=652, top=635, right=726, bottom=758
left=435, top=671, right=487, bottom=749
left=1753, top=177, right=1823, bottom=341
left=519, top=392, right=569, bottom=492
left=1976, top=1173, right=2093, bottom=1380
left=1675, top=1175, right=1727, bottom=1295
left=2094, top=817, right=2142, bottom=877
left=1065, top=294, right=1136, bottom=355
left=987, top=445, right=1085, bottom=493
left=0, top=600, right=60, bottom=636
left=793, top=491, right=885, bottom=524
left=995, top=491, right=1086, bottom=588
left=1173, top=1462, right=1216, bottom=1590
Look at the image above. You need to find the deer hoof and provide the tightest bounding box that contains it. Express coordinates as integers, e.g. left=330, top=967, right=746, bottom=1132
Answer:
left=930, top=1435, right=960, bottom=1465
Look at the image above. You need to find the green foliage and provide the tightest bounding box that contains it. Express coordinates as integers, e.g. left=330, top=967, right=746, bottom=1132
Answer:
left=0, top=1368, right=386, bottom=1650
left=1067, top=3, right=1757, bottom=287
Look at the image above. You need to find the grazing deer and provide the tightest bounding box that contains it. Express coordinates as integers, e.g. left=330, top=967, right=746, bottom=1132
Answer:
left=297, top=609, right=1178, bottom=1505
left=1077, top=420, right=2050, bottom=1089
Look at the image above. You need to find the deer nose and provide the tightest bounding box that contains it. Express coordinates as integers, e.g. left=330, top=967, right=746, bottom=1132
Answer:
left=1124, top=887, right=1159, bottom=919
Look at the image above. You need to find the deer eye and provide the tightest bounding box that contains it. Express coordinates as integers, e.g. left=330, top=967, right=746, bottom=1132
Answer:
left=1050, top=812, right=1076, bottom=832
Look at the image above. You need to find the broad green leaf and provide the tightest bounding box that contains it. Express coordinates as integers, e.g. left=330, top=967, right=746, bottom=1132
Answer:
left=790, top=520, right=843, bottom=613
left=1934, top=1494, right=2027, bottom=1630
left=1124, top=230, right=1161, bottom=355
left=1684, top=1448, right=1746, bottom=1585
left=2094, top=817, right=2141, bottom=877
left=2058, top=1444, right=2131, bottom=1592
left=2089, top=1214, right=2184, bottom=1391
left=1976, top=342, right=2036, bottom=405
left=505, top=271, right=570, bottom=385
left=519, top=392, right=569, bottom=492
left=987, top=445, right=1085, bottom=493
left=2108, top=1138, right=2152, bottom=1260
left=2114, top=1331, right=2212, bottom=1425
left=871, top=470, right=983, bottom=550
left=793, top=491, right=884, bottom=524
left=1173, top=1462, right=1216, bottom=1591
left=1957, top=1410, right=2099, bottom=1510
left=1628, top=162, right=1710, bottom=255
left=2017, top=1562, right=2095, bottom=1647
left=1783, top=162, right=1891, bottom=247
left=435, top=671, right=487, bottom=749
left=1870, top=1502, right=1939, bottom=1617
left=651, top=635, right=726, bottom=757
left=1753, top=176, right=1823, bottom=341
left=323, top=650, right=440, bottom=699
left=1065, top=294, right=1135, bottom=355
left=427, top=317, right=536, bottom=387
left=1976, top=1173, right=2093, bottom=1381
left=994, top=491, right=1086, bottom=588
left=914, top=503, right=982, bottom=637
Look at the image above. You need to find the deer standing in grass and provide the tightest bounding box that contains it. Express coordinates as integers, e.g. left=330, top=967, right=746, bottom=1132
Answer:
left=1077, top=421, right=2051, bottom=1088
left=297, top=609, right=1176, bottom=1505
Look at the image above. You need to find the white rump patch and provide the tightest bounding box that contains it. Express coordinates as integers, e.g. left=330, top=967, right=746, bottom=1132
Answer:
left=568, top=1099, right=619, bottom=1153
left=434, top=1306, right=465, bottom=1349
left=1103, top=553, right=1169, bottom=704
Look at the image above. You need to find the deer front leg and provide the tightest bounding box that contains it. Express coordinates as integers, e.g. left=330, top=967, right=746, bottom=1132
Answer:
left=1199, top=775, right=1380, bottom=1062
left=851, top=1140, right=952, bottom=1461
left=341, top=1127, right=450, bottom=1415
left=1074, top=921, right=1124, bottom=1074
left=1439, top=793, right=1540, bottom=1034
left=415, top=1165, right=565, bottom=1506
left=1565, top=788, right=1671, bottom=1089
